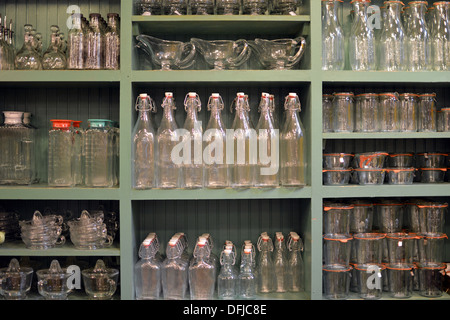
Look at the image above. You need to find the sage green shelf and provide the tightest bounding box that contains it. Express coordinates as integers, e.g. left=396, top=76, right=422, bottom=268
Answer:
left=320, top=71, right=450, bottom=83
left=323, top=132, right=450, bottom=140
left=0, top=70, right=122, bottom=83
left=0, top=185, right=121, bottom=200
left=0, top=241, right=120, bottom=257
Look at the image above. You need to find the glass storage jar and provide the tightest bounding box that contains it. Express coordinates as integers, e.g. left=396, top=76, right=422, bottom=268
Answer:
left=418, top=93, right=437, bottom=132
left=379, top=92, right=400, bottom=132
left=332, top=92, right=355, bottom=132
left=355, top=93, right=379, bottom=132
left=399, top=93, right=419, bottom=132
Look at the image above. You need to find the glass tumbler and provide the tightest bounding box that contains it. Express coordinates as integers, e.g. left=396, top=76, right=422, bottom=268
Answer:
left=355, top=93, right=380, bottom=132
left=386, top=264, right=415, bottom=299
left=386, top=233, right=419, bottom=265
left=323, top=203, right=353, bottom=234
left=323, top=234, right=353, bottom=266
left=379, top=92, right=400, bottom=132
left=418, top=93, right=437, bottom=132
left=353, top=233, right=385, bottom=265
left=417, top=263, right=447, bottom=297
left=441, top=108, right=450, bottom=131
left=323, top=265, right=352, bottom=300
left=354, top=264, right=385, bottom=300
left=322, top=94, right=333, bottom=133
left=332, top=93, right=355, bottom=132
left=399, top=93, right=419, bottom=132
left=417, top=233, right=448, bottom=265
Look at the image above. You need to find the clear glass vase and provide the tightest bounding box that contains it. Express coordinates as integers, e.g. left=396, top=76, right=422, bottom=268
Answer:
left=322, top=0, right=345, bottom=70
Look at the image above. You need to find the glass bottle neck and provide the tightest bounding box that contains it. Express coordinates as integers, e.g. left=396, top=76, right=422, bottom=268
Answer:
left=410, top=3, right=426, bottom=23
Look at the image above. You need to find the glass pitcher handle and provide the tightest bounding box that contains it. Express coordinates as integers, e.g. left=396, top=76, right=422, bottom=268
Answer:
left=103, top=235, right=114, bottom=247
left=230, top=39, right=250, bottom=67
left=56, top=235, right=66, bottom=246
left=107, top=278, right=117, bottom=298
left=178, top=42, right=196, bottom=69
left=286, top=37, right=306, bottom=68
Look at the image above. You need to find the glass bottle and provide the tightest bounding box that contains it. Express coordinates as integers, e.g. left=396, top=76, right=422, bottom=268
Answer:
left=86, top=13, right=104, bottom=70
left=43, top=25, right=67, bottom=70
left=157, top=92, right=181, bottom=189
left=349, top=0, right=377, bottom=71
left=203, top=93, right=229, bottom=188
left=0, top=111, right=35, bottom=185
left=0, top=19, right=7, bottom=70
left=161, top=237, right=188, bottom=300
left=280, top=93, right=306, bottom=187
left=105, top=13, right=120, bottom=70
left=287, top=231, right=304, bottom=292
left=230, top=92, right=256, bottom=188
left=257, top=233, right=274, bottom=293
left=218, top=247, right=238, bottom=299
left=418, top=93, right=437, bottom=132
left=67, top=14, right=85, bottom=70
left=427, top=6, right=437, bottom=37
left=273, top=232, right=288, bottom=293
left=72, top=121, right=83, bottom=186
left=7, top=20, right=16, bottom=70
left=189, top=237, right=216, bottom=300
left=48, top=120, right=74, bottom=187
left=405, top=1, right=431, bottom=71
left=322, top=0, right=345, bottom=70
left=134, top=233, right=162, bottom=300
left=256, top=92, right=279, bottom=188
left=132, top=94, right=157, bottom=189
left=182, top=92, right=203, bottom=189
left=84, top=119, right=114, bottom=187
left=238, top=246, right=257, bottom=299
left=379, top=1, right=406, bottom=71
left=201, top=233, right=219, bottom=269
left=431, top=1, right=450, bottom=71
left=14, top=24, right=42, bottom=70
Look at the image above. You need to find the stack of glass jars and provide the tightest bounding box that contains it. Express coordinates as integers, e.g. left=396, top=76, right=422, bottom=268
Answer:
left=135, top=0, right=305, bottom=15
left=0, top=111, right=36, bottom=185
left=323, top=91, right=441, bottom=133
left=132, top=91, right=306, bottom=190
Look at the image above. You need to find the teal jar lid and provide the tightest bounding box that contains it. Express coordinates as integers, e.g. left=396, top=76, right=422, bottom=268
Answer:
left=88, top=119, right=113, bottom=128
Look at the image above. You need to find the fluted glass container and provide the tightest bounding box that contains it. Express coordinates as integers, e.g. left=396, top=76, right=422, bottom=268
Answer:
left=322, top=0, right=345, bottom=70
left=48, top=120, right=74, bottom=187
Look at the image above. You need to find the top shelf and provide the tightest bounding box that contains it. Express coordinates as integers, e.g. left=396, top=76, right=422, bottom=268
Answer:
left=131, top=15, right=310, bottom=36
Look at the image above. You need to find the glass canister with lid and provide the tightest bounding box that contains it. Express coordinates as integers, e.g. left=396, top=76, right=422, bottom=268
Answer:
left=379, top=92, right=400, bottom=132
left=399, top=93, right=419, bottom=132
left=48, top=119, right=75, bottom=187
left=322, top=94, right=334, bottom=133
left=418, top=93, right=437, bottom=132
left=332, top=92, right=355, bottom=132
left=354, top=93, right=380, bottom=132
left=84, top=119, right=114, bottom=188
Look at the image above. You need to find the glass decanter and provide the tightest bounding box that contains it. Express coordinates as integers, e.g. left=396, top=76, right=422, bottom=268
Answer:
left=48, top=120, right=75, bottom=187
left=322, top=0, right=345, bottom=70
left=182, top=92, right=203, bottom=189
left=406, top=1, right=431, bottom=71
left=379, top=1, right=406, bottom=71
left=14, top=24, right=42, bottom=70
left=132, top=94, right=157, bottom=189
left=203, top=93, right=229, bottom=189
left=157, top=92, right=181, bottom=189
left=86, top=13, right=104, bottom=69
left=273, top=232, right=289, bottom=293
left=230, top=92, right=256, bottom=188
left=105, top=13, right=120, bottom=70
left=287, top=231, right=304, bottom=292
left=238, top=246, right=257, bottom=299
left=280, top=93, right=306, bottom=187
left=218, top=247, right=238, bottom=299
left=189, top=237, right=216, bottom=300
left=256, top=92, right=279, bottom=188
left=349, top=0, right=377, bottom=71
left=257, top=233, right=274, bottom=293
left=67, top=14, right=85, bottom=70
left=43, top=25, right=67, bottom=70
left=431, top=1, right=450, bottom=71
left=135, top=233, right=162, bottom=300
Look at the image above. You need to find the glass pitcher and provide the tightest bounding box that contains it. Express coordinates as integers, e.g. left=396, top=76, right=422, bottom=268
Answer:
left=132, top=94, right=157, bottom=189
left=203, top=93, right=229, bottom=189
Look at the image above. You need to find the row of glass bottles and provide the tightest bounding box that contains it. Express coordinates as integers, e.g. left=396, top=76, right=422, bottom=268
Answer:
left=323, top=0, right=450, bottom=71
left=13, top=13, right=119, bottom=70
left=0, top=111, right=36, bottom=185
left=48, top=119, right=119, bottom=187
left=132, top=91, right=307, bottom=189
left=136, top=0, right=304, bottom=16
left=134, top=231, right=304, bottom=300
left=0, top=15, right=15, bottom=70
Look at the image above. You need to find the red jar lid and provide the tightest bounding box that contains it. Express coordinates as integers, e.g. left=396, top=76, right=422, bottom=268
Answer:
left=50, top=119, right=72, bottom=128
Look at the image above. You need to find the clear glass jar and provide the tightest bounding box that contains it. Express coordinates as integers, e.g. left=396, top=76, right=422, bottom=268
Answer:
left=379, top=1, right=406, bottom=71
left=399, top=93, right=419, bottom=132
left=238, top=246, right=257, bottom=299
left=84, top=119, right=114, bottom=187
left=105, top=13, right=120, bottom=70
left=322, top=94, right=334, bottom=133
left=242, top=0, right=268, bottom=15
left=418, top=93, right=437, bottom=132
left=440, top=108, right=450, bottom=131
left=257, top=234, right=274, bottom=293
left=355, top=93, right=380, bottom=132
left=431, top=1, right=450, bottom=71
left=86, top=13, right=105, bottom=70
left=405, top=1, right=431, bottom=71
left=280, top=93, right=306, bottom=187
left=163, top=0, right=188, bottom=14
left=256, top=92, right=279, bottom=188
left=379, top=92, right=400, bottom=132
left=42, top=25, right=67, bottom=70
left=216, top=0, right=240, bottom=14
left=72, top=121, right=83, bottom=186
left=48, top=120, right=74, bottom=187
left=349, top=0, right=377, bottom=71
left=132, top=94, right=156, bottom=189
left=217, top=248, right=238, bottom=299
left=189, top=237, right=216, bottom=300
left=161, top=237, right=188, bottom=300
left=0, top=111, right=36, bottom=185
left=273, top=232, right=288, bottom=293
left=332, top=92, right=355, bottom=132
left=14, top=24, right=42, bottom=70
left=322, top=0, right=345, bottom=70
left=134, top=233, right=161, bottom=300
left=67, top=14, right=85, bottom=70
left=190, top=0, right=214, bottom=14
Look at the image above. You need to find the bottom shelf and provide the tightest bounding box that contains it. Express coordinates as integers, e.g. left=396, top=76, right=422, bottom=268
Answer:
left=342, top=292, right=450, bottom=301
